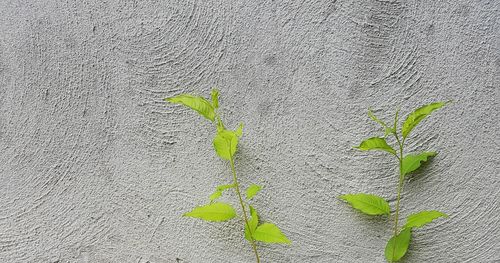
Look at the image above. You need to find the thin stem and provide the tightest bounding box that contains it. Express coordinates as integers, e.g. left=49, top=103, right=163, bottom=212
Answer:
left=230, top=157, right=260, bottom=263
left=392, top=133, right=405, bottom=260
left=215, top=111, right=225, bottom=131
left=393, top=157, right=403, bottom=237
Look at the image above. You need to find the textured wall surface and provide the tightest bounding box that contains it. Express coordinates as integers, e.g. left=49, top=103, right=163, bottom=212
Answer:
left=0, top=0, right=499, bottom=262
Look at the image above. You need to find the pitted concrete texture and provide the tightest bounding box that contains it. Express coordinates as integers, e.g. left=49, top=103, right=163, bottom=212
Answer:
left=0, top=0, right=499, bottom=262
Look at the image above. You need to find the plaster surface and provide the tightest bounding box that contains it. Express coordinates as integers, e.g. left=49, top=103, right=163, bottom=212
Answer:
left=0, top=0, right=499, bottom=262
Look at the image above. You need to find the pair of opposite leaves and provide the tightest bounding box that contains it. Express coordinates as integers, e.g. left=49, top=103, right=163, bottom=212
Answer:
left=167, top=90, right=449, bottom=262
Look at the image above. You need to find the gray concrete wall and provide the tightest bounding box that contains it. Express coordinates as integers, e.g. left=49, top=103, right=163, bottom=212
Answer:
left=0, top=0, right=498, bottom=262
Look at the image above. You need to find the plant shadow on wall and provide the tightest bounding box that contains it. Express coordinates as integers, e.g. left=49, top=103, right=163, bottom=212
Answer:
left=166, top=89, right=290, bottom=263
left=340, top=102, right=451, bottom=262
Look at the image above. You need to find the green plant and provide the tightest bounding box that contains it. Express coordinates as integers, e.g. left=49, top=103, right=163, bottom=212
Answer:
left=166, top=89, right=290, bottom=262
left=340, top=102, right=451, bottom=262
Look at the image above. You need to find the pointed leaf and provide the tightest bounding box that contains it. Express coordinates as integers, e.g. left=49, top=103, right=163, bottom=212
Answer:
left=216, top=119, right=225, bottom=132
left=213, top=129, right=238, bottom=160
left=402, top=152, right=437, bottom=177
left=216, top=184, right=235, bottom=191
left=355, top=137, right=396, bottom=155
left=209, top=190, right=222, bottom=201
left=393, top=108, right=400, bottom=135
left=402, top=101, right=449, bottom=139
left=245, top=205, right=259, bottom=241
left=340, top=193, right=390, bottom=216
left=166, top=94, right=215, bottom=121
left=183, top=202, right=236, bottom=222
left=383, top=127, right=394, bottom=137
left=385, top=228, right=412, bottom=262
left=368, top=108, right=388, bottom=127
left=235, top=123, right=244, bottom=137
left=211, top=89, right=219, bottom=109
left=253, top=223, right=291, bottom=244
left=246, top=184, right=262, bottom=200
left=368, top=108, right=393, bottom=136
left=404, top=210, right=448, bottom=229
left=209, top=184, right=235, bottom=201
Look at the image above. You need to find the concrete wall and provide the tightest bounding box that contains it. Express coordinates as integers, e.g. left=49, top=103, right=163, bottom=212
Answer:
left=0, top=0, right=498, bottom=262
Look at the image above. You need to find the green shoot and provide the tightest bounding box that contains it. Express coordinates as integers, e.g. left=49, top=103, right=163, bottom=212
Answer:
left=341, top=102, right=450, bottom=262
left=166, top=89, right=290, bottom=262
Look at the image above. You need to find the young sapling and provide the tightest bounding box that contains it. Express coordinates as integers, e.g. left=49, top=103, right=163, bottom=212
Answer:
left=166, top=89, right=290, bottom=263
left=340, top=102, right=451, bottom=262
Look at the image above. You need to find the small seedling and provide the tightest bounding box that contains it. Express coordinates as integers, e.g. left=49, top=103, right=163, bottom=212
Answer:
left=340, top=102, right=451, bottom=262
left=166, top=89, right=290, bottom=262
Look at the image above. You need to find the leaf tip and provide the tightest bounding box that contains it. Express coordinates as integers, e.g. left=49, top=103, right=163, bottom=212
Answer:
left=211, top=88, right=220, bottom=109
left=235, top=123, right=244, bottom=137
left=441, top=212, right=450, bottom=218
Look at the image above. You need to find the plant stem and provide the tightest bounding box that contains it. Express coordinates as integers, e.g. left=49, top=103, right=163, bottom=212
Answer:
left=392, top=135, right=405, bottom=260
left=230, top=157, right=260, bottom=263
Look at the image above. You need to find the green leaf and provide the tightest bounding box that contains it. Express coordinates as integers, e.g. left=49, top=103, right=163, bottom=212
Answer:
left=402, top=101, right=449, bottom=139
left=211, top=89, right=219, bottom=109
left=385, top=228, right=412, bottom=262
left=393, top=108, right=400, bottom=135
left=235, top=123, right=244, bottom=137
left=253, top=223, right=291, bottom=244
left=355, top=137, right=396, bottom=155
left=245, top=205, right=259, bottom=241
left=340, top=193, right=390, bottom=216
left=368, top=108, right=388, bottom=127
left=216, top=184, right=235, bottom=191
left=183, top=202, right=236, bottom=222
left=401, top=152, right=437, bottom=177
left=246, top=184, right=262, bottom=200
left=166, top=94, right=215, bottom=121
left=213, top=129, right=238, bottom=160
left=368, top=108, right=393, bottom=136
left=209, top=184, right=235, bottom=201
left=404, top=210, right=448, bottom=229
left=209, top=191, right=222, bottom=201
left=216, top=119, right=225, bottom=132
